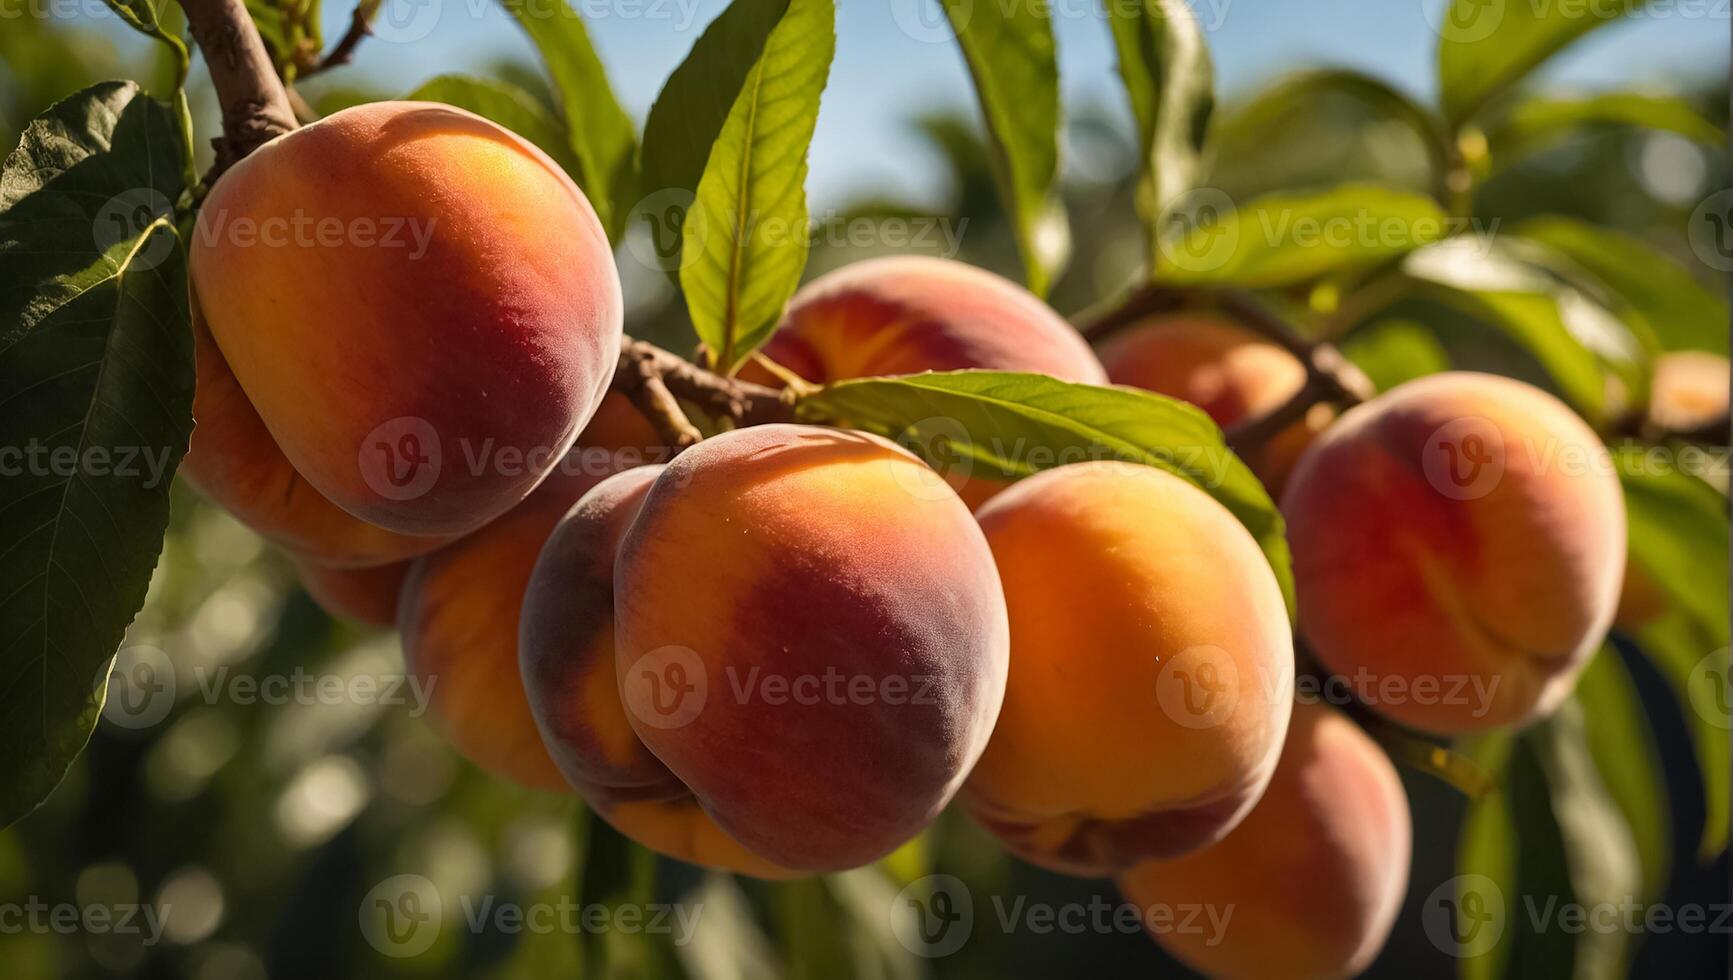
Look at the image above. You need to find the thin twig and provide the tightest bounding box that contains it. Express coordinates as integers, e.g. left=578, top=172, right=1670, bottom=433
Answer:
left=300, top=3, right=374, bottom=80
left=612, top=339, right=793, bottom=451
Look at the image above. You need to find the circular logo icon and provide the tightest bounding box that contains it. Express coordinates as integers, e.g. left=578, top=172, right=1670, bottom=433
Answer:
left=620, top=645, right=708, bottom=730
left=891, top=416, right=977, bottom=503
left=94, top=188, right=176, bottom=270
left=1156, top=646, right=1240, bottom=730
left=357, top=416, right=442, bottom=503
left=623, top=188, right=702, bottom=274
left=98, top=645, right=176, bottom=730
left=370, top=0, right=442, bottom=43
left=889, top=0, right=963, bottom=43
left=890, top=874, right=973, bottom=957
left=1424, top=0, right=1505, bottom=44
left=359, top=874, right=442, bottom=958
left=1422, top=874, right=1505, bottom=959
left=1688, top=648, right=1733, bottom=731
left=1687, top=189, right=1733, bottom=273
left=1155, top=187, right=1239, bottom=275
left=1421, top=416, right=1506, bottom=501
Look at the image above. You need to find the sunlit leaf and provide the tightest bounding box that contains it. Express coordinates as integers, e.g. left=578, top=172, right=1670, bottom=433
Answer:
left=1437, top=0, right=1653, bottom=126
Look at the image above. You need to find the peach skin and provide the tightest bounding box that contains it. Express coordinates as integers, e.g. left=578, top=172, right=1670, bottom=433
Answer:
left=1118, top=701, right=1411, bottom=979
left=520, top=466, right=795, bottom=878
left=293, top=557, right=410, bottom=628
left=609, top=424, right=1009, bottom=872
left=191, top=101, right=623, bottom=537
left=965, top=461, right=1294, bottom=876
left=1281, top=372, right=1625, bottom=734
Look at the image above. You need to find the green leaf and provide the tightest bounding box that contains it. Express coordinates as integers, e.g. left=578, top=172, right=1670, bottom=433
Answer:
left=407, top=74, right=582, bottom=181
left=680, top=0, right=834, bottom=376
left=1437, top=0, right=1653, bottom=127
left=1402, top=239, right=1635, bottom=424
left=1485, top=93, right=1723, bottom=170
left=637, top=0, right=792, bottom=275
left=570, top=807, right=681, bottom=975
left=1340, top=319, right=1452, bottom=392
left=1572, top=648, right=1671, bottom=901
left=1105, top=0, right=1214, bottom=274
left=941, top=0, right=1065, bottom=295
left=1156, top=183, right=1447, bottom=288
left=1616, top=448, right=1730, bottom=857
left=797, top=370, right=1295, bottom=614
left=1514, top=215, right=1729, bottom=356
left=0, top=82, right=194, bottom=828
left=499, top=0, right=638, bottom=240
left=1455, top=731, right=1516, bottom=980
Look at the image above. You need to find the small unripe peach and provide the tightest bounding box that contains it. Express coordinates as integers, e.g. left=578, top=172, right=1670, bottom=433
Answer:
left=965, top=461, right=1294, bottom=875
left=1282, top=372, right=1625, bottom=733
left=1118, top=702, right=1411, bottom=980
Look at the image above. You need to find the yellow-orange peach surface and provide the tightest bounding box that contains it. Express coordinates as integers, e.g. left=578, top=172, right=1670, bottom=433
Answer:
left=191, top=101, right=622, bottom=537
left=965, top=461, right=1294, bottom=875
left=293, top=558, right=410, bottom=628
left=1118, top=702, right=1411, bottom=979
left=1281, top=372, right=1625, bottom=734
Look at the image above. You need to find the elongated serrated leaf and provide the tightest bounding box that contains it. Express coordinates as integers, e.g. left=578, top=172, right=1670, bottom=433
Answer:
left=681, top=0, right=833, bottom=375
left=1616, top=447, right=1730, bottom=857
left=1106, top=0, right=1214, bottom=273
left=1514, top=215, right=1729, bottom=356
left=1486, top=92, right=1723, bottom=169
left=499, top=0, right=637, bottom=239
left=0, top=81, right=193, bottom=828
left=408, top=74, right=582, bottom=181
left=637, top=0, right=791, bottom=274
left=1437, top=0, right=1652, bottom=126
left=941, top=0, right=1064, bottom=295
left=797, top=370, right=1294, bottom=614
left=1573, top=648, right=1671, bottom=901
left=1157, top=183, right=1447, bottom=288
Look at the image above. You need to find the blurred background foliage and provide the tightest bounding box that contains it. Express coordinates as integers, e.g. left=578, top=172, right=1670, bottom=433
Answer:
left=1, top=2, right=1729, bottom=978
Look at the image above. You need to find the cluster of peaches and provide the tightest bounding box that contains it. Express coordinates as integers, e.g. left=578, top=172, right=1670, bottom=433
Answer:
left=183, top=102, right=1644, bottom=977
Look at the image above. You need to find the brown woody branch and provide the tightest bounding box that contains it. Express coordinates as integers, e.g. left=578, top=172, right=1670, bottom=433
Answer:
left=615, top=340, right=793, bottom=452
left=300, top=3, right=374, bottom=80
left=181, top=0, right=298, bottom=176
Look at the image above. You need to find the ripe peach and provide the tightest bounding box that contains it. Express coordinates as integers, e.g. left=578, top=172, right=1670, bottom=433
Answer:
left=190, top=101, right=623, bottom=537
left=964, top=461, right=1294, bottom=875
left=603, top=424, right=1009, bottom=872
left=1282, top=372, right=1625, bottom=734
left=1118, top=702, right=1410, bottom=979
left=520, top=466, right=794, bottom=878
left=398, top=462, right=623, bottom=791
left=1648, top=351, right=1728, bottom=433
left=293, top=557, right=409, bottom=628
left=183, top=310, right=453, bottom=567
left=741, top=256, right=1107, bottom=508
left=1100, top=314, right=1330, bottom=494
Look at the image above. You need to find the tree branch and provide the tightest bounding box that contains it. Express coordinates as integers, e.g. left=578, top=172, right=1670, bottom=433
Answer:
left=613, top=339, right=793, bottom=451
left=181, top=0, right=298, bottom=176
left=300, top=3, right=374, bottom=80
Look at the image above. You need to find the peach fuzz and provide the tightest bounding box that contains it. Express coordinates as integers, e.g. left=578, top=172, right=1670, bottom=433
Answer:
left=964, top=461, right=1294, bottom=876
left=183, top=308, right=453, bottom=567
left=519, top=466, right=794, bottom=878
left=190, top=101, right=622, bottom=537
left=1099, top=314, right=1331, bottom=494
left=611, top=424, right=1009, bottom=872
left=398, top=463, right=625, bottom=791
left=1118, top=702, right=1410, bottom=980
left=1281, top=371, right=1625, bottom=734
left=293, top=557, right=410, bottom=628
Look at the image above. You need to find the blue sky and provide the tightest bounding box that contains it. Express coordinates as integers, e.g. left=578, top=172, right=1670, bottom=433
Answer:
left=137, top=1, right=1733, bottom=206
